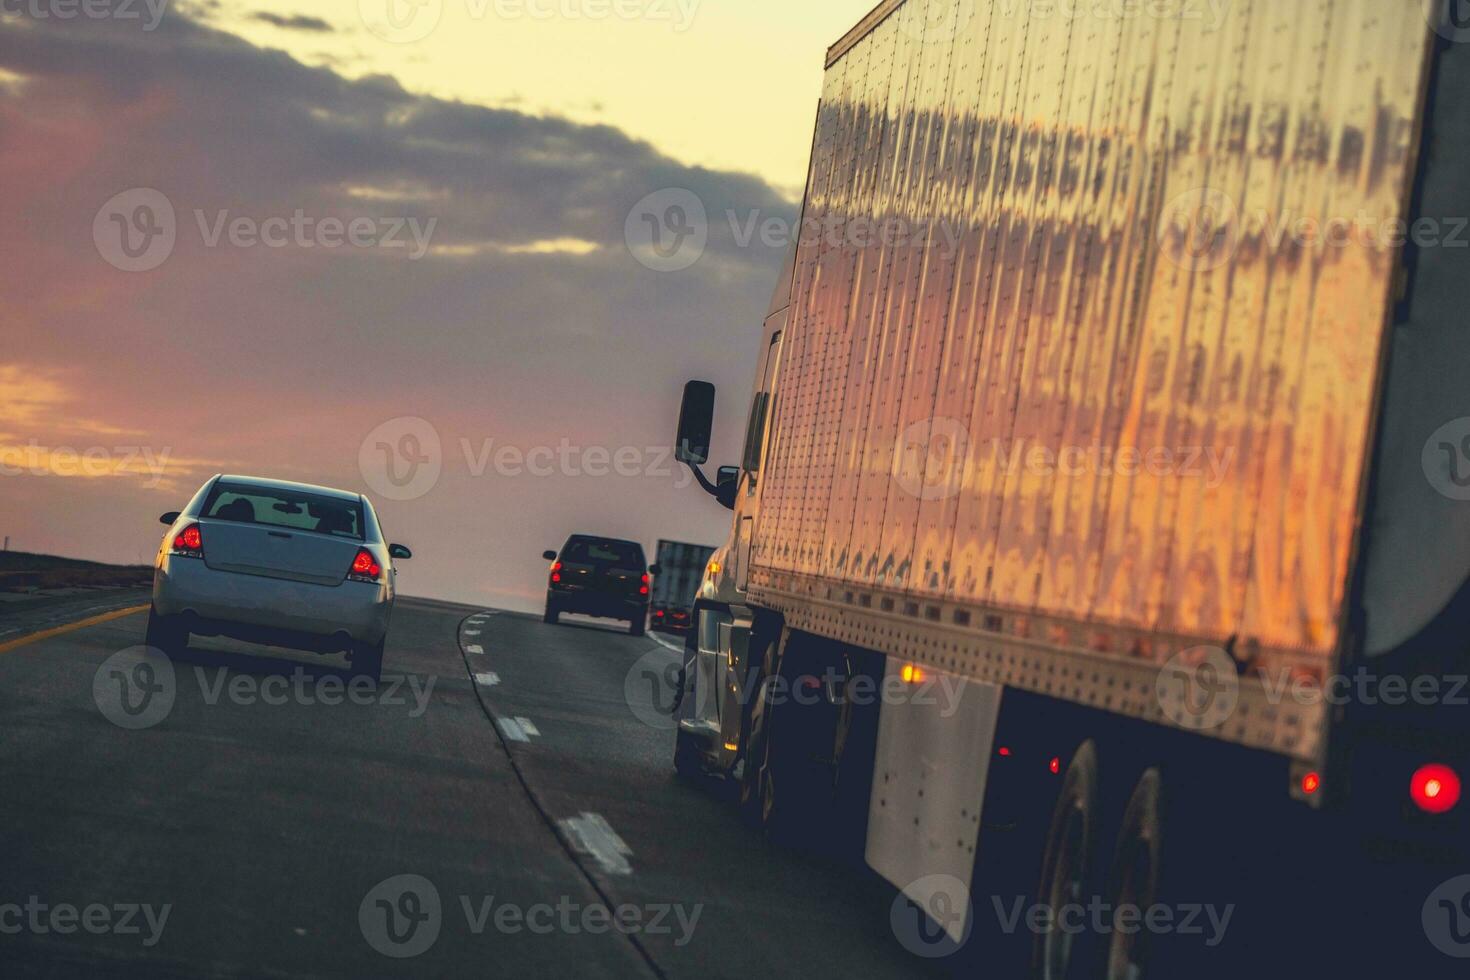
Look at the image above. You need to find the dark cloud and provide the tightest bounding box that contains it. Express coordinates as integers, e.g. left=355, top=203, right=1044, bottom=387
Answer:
left=0, top=10, right=797, bottom=607
left=251, top=12, right=333, bottom=32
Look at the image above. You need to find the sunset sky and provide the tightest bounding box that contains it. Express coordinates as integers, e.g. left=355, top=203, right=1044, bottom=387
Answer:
left=0, top=0, right=876, bottom=609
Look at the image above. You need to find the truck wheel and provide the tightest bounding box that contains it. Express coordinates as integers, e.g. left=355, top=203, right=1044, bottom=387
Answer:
left=1103, top=768, right=1163, bottom=980
left=144, top=606, right=186, bottom=655
left=629, top=615, right=646, bottom=637
left=351, top=639, right=385, bottom=685
left=758, top=673, right=832, bottom=848
left=738, top=673, right=778, bottom=827
left=1033, top=741, right=1101, bottom=980
left=543, top=604, right=560, bottom=626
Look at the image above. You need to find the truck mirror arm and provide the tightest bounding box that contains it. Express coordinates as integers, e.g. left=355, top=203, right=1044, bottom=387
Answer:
left=683, top=461, right=737, bottom=511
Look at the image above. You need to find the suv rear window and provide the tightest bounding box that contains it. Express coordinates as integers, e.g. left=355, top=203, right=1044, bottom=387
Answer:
left=203, top=483, right=365, bottom=540
left=563, top=538, right=644, bottom=567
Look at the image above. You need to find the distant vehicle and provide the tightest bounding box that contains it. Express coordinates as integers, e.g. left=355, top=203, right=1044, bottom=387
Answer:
left=649, top=540, right=715, bottom=635
left=542, top=536, right=658, bottom=636
left=147, top=475, right=412, bottom=682
left=664, top=1, right=1470, bottom=974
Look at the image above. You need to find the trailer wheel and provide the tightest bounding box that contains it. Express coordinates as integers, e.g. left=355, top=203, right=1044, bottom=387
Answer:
left=1103, top=768, right=1163, bottom=980
left=757, top=659, right=833, bottom=848
left=1032, top=741, right=1100, bottom=980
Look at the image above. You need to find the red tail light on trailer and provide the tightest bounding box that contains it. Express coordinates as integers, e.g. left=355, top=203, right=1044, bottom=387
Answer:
left=1410, top=764, right=1461, bottom=815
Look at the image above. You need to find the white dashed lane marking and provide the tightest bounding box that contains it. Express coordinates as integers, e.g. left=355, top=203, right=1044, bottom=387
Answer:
left=464, top=629, right=482, bottom=636
left=474, top=672, right=500, bottom=687
left=498, top=717, right=541, bottom=742
left=467, top=644, right=484, bottom=655
left=557, top=812, right=633, bottom=876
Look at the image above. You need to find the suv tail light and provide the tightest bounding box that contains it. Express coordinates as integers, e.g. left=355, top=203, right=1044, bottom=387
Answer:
left=171, top=523, right=204, bottom=558
left=550, top=561, right=563, bottom=584
left=348, top=548, right=383, bottom=584
left=639, top=573, right=650, bottom=596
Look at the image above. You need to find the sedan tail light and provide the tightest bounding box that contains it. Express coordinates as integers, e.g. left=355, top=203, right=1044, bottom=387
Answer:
left=348, top=548, right=383, bottom=584
left=171, top=523, right=204, bottom=559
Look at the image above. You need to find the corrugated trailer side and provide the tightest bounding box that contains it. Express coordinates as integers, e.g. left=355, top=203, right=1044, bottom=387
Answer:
left=747, top=0, right=1438, bottom=765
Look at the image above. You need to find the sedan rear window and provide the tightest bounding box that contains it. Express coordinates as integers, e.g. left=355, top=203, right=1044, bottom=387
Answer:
left=203, top=483, right=365, bottom=540
left=563, top=538, right=644, bottom=567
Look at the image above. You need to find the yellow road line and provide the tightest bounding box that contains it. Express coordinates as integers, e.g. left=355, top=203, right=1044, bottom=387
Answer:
left=0, top=604, right=149, bottom=655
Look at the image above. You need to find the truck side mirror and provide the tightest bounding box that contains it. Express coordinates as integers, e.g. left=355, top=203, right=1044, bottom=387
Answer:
left=649, top=563, right=662, bottom=575
left=715, top=466, right=739, bottom=509
left=675, top=381, right=716, bottom=465
left=542, top=550, right=558, bottom=561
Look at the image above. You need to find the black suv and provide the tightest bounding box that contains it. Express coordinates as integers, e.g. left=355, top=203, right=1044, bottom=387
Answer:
left=542, top=536, right=658, bottom=636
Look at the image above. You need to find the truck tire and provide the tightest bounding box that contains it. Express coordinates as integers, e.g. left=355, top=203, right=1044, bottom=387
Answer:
left=1033, top=741, right=1101, bottom=980
left=756, top=641, right=840, bottom=850
left=1102, top=768, right=1163, bottom=980
left=543, top=603, right=560, bottom=626
left=629, top=615, right=646, bottom=637
left=738, top=673, right=778, bottom=827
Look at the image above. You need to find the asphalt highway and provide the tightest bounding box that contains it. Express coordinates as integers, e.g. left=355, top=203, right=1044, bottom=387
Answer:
left=0, top=598, right=942, bottom=978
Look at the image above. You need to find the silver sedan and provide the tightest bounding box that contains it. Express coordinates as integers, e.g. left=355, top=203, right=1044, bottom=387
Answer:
left=147, top=475, right=412, bottom=681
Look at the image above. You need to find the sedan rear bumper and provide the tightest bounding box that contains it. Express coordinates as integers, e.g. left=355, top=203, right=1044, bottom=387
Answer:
left=154, top=555, right=392, bottom=648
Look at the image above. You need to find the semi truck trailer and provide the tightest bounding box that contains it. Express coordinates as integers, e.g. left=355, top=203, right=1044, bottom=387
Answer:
left=668, top=0, right=1470, bottom=975
left=650, top=540, right=717, bottom=634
